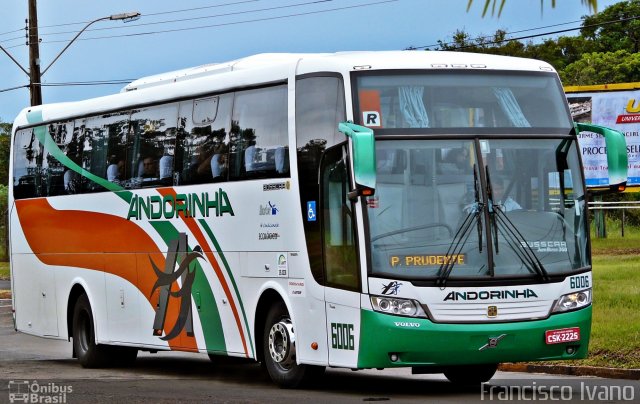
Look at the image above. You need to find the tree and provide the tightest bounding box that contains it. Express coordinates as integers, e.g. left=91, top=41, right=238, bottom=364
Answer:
left=436, top=0, right=640, bottom=85
left=468, top=0, right=598, bottom=16
left=581, top=0, right=640, bottom=53
left=560, top=50, right=640, bottom=85
left=0, top=121, right=10, bottom=187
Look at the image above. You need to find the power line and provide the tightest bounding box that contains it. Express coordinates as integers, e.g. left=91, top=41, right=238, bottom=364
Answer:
left=0, top=0, right=262, bottom=37
left=407, top=18, right=584, bottom=50
left=0, top=0, right=391, bottom=48
left=4, top=0, right=397, bottom=48
left=0, top=84, right=29, bottom=93
left=410, top=14, right=640, bottom=50
left=23, top=0, right=337, bottom=40
left=0, top=79, right=135, bottom=93
left=41, top=80, right=134, bottom=86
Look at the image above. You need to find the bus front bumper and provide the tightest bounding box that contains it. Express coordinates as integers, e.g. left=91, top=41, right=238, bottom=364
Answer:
left=357, top=306, right=591, bottom=368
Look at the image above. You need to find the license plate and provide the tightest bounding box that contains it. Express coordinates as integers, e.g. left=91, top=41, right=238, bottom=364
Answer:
left=545, top=327, right=580, bottom=344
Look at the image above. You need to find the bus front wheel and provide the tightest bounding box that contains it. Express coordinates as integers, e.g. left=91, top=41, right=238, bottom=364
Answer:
left=72, top=293, right=112, bottom=368
left=262, top=302, right=324, bottom=388
left=443, top=364, right=498, bottom=384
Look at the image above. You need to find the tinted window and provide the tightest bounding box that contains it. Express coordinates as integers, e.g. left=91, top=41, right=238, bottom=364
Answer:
left=129, top=103, right=179, bottom=188
left=13, top=87, right=288, bottom=199
left=177, top=94, right=232, bottom=185
left=76, top=111, right=131, bottom=192
left=355, top=72, right=571, bottom=130
left=229, top=85, right=289, bottom=180
left=295, top=76, right=346, bottom=284
left=13, top=121, right=78, bottom=199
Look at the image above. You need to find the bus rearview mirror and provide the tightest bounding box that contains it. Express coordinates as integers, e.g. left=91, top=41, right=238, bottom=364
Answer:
left=575, top=122, right=628, bottom=194
left=338, top=122, right=376, bottom=198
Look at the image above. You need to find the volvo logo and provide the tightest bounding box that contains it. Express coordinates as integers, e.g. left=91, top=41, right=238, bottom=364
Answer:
left=478, top=334, right=507, bottom=351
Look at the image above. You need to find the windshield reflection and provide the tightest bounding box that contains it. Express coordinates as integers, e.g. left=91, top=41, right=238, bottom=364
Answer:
left=367, top=139, right=588, bottom=281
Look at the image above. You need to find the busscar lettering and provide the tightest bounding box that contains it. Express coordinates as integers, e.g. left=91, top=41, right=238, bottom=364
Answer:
left=443, top=288, right=539, bottom=301
left=127, top=189, right=234, bottom=220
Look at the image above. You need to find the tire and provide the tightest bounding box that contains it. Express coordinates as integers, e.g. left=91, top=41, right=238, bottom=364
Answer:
left=72, top=293, right=112, bottom=368
left=443, top=364, right=498, bottom=384
left=262, top=302, right=325, bottom=388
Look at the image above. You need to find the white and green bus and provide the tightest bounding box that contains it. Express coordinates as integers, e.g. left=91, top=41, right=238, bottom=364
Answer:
left=9, top=51, right=627, bottom=387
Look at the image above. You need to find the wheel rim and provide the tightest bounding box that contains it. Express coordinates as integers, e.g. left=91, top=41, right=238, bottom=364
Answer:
left=268, top=320, right=296, bottom=369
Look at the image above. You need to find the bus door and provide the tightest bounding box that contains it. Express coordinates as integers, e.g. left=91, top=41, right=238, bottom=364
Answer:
left=320, top=144, right=361, bottom=367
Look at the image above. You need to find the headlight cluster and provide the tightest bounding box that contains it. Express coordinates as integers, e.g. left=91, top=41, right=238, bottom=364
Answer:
left=370, top=296, right=428, bottom=318
left=552, top=289, right=592, bottom=313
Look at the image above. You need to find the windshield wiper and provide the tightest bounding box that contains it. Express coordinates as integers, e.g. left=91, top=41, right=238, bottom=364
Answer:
left=485, top=167, right=499, bottom=272
left=485, top=167, right=549, bottom=281
left=493, top=208, right=550, bottom=282
left=436, top=165, right=483, bottom=288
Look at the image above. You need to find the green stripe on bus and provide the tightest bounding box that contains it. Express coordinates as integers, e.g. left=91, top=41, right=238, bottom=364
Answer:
left=357, top=307, right=592, bottom=368
left=25, top=110, right=134, bottom=204
left=198, top=218, right=255, bottom=358
left=151, top=221, right=227, bottom=354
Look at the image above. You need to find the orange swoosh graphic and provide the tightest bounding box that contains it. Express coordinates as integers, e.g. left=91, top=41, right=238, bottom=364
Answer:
left=15, top=198, right=197, bottom=351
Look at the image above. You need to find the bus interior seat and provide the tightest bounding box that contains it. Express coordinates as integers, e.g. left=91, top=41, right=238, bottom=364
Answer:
left=437, top=179, right=468, bottom=229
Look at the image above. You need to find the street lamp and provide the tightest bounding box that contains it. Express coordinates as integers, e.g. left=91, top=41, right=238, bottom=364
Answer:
left=41, top=12, right=141, bottom=75
left=0, top=10, right=140, bottom=106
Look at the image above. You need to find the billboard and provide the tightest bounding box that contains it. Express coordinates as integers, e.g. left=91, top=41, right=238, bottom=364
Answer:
left=566, top=84, right=640, bottom=188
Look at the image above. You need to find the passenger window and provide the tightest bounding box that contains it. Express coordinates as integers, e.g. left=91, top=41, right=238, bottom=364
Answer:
left=229, top=85, right=289, bottom=180
left=177, top=94, right=232, bottom=185
left=321, top=144, right=359, bottom=291
left=76, top=111, right=131, bottom=192
left=12, top=122, right=78, bottom=199
left=129, top=103, right=179, bottom=188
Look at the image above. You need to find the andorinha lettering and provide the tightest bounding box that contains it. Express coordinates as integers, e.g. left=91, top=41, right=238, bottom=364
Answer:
left=390, top=254, right=465, bottom=267
left=443, top=288, right=539, bottom=301
left=127, top=189, right=234, bottom=220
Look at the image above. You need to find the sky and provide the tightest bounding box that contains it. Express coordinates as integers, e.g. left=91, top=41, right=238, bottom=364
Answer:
left=0, top=0, right=624, bottom=123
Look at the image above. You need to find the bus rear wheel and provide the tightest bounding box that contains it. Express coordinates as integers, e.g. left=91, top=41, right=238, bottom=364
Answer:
left=262, top=302, right=324, bottom=388
left=72, top=293, right=112, bottom=368
left=443, top=364, right=498, bottom=384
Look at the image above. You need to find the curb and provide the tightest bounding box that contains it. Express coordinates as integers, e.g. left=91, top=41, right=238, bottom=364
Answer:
left=499, top=363, right=640, bottom=380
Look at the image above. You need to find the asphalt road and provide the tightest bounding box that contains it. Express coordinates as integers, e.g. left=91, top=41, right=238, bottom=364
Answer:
left=0, top=301, right=638, bottom=403
left=0, top=281, right=9, bottom=290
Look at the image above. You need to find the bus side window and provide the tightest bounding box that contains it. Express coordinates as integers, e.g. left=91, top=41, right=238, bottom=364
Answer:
left=321, top=144, right=359, bottom=291
left=13, top=128, right=41, bottom=199
left=229, top=85, right=288, bottom=181
left=177, top=94, right=232, bottom=185
left=129, top=103, right=180, bottom=188
left=76, top=112, right=131, bottom=193
left=12, top=122, right=79, bottom=199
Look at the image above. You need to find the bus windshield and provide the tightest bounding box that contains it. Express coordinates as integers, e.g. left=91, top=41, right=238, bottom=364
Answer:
left=366, top=137, right=588, bottom=282
left=354, top=71, right=572, bottom=131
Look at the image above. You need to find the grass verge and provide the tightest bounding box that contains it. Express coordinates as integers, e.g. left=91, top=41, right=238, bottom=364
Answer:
left=0, top=261, right=9, bottom=281
left=580, top=225, right=640, bottom=369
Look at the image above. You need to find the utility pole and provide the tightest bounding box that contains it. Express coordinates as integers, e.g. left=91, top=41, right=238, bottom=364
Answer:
left=28, top=0, right=42, bottom=106
left=0, top=4, right=138, bottom=107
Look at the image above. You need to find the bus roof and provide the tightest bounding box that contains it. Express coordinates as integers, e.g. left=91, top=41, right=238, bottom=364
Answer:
left=14, top=51, right=556, bottom=130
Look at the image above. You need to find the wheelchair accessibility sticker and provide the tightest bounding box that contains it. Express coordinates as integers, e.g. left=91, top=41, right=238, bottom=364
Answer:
left=307, top=201, right=317, bottom=222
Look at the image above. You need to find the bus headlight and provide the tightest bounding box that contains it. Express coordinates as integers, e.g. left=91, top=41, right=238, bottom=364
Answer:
left=552, top=289, right=591, bottom=313
left=370, top=296, right=428, bottom=318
